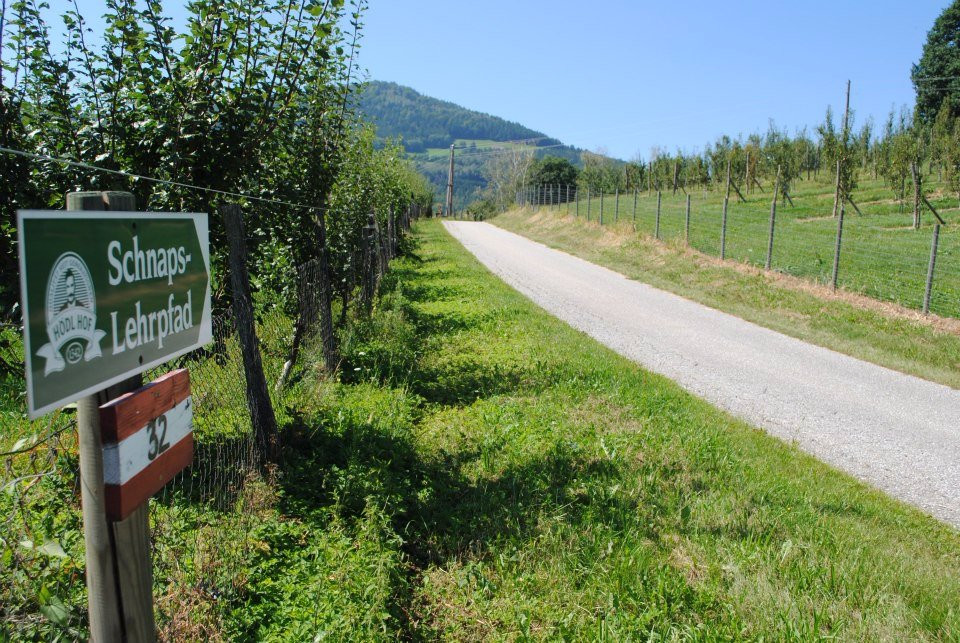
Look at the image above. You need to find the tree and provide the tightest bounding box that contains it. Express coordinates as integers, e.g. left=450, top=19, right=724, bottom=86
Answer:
left=912, top=0, right=960, bottom=123
left=529, top=155, right=578, bottom=187
left=482, top=147, right=534, bottom=209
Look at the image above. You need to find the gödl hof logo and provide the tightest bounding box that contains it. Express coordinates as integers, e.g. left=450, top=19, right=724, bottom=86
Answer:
left=38, top=252, right=106, bottom=375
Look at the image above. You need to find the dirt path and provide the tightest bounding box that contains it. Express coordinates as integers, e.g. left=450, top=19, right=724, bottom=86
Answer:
left=444, top=221, right=960, bottom=528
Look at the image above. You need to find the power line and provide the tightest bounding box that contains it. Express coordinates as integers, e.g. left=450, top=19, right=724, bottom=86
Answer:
left=0, top=146, right=320, bottom=210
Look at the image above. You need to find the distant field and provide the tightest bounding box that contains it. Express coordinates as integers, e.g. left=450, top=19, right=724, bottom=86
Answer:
left=548, top=174, right=960, bottom=319
left=422, top=138, right=535, bottom=157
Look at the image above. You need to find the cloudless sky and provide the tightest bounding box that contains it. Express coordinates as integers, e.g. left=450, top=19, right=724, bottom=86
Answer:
left=68, top=0, right=950, bottom=161
left=360, top=1, right=949, bottom=160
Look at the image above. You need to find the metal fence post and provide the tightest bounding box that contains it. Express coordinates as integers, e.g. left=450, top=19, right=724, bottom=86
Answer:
left=923, top=223, right=941, bottom=314
left=832, top=204, right=845, bottom=289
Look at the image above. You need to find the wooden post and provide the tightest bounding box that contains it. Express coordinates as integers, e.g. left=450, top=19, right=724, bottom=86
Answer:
left=720, top=196, right=729, bottom=259
left=576, top=186, right=580, bottom=217
left=832, top=204, right=845, bottom=290
left=832, top=158, right=842, bottom=218
left=222, top=205, right=279, bottom=461
left=445, top=144, right=455, bottom=218
left=386, top=206, right=395, bottom=258
left=600, top=190, right=604, bottom=224
left=587, top=186, right=591, bottom=221
left=68, top=191, right=155, bottom=643
left=924, top=223, right=941, bottom=314
left=745, top=151, right=751, bottom=194
left=842, top=79, right=852, bottom=146
left=672, top=161, right=679, bottom=195
left=615, top=187, right=620, bottom=222
left=633, top=187, right=638, bottom=225
left=684, top=194, right=691, bottom=244
left=655, top=190, right=662, bottom=239
left=912, top=162, right=922, bottom=230
left=724, top=157, right=732, bottom=201
left=766, top=166, right=781, bottom=270
left=319, top=208, right=339, bottom=369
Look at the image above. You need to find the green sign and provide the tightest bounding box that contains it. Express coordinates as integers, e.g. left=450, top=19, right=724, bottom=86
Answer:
left=17, top=211, right=212, bottom=418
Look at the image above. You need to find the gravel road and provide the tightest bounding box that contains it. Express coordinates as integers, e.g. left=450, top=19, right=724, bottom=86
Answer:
left=444, top=221, right=960, bottom=528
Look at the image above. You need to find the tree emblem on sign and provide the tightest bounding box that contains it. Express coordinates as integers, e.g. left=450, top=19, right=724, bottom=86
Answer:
left=36, top=252, right=106, bottom=375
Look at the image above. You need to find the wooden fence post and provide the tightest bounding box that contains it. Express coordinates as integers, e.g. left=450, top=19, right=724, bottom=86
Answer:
left=832, top=158, right=842, bottom=219
left=222, top=204, right=279, bottom=461
left=766, top=166, right=781, bottom=270
left=924, top=223, right=941, bottom=314
left=655, top=190, right=662, bottom=239
left=576, top=186, right=580, bottom=217
left=387, top=205, right=395, bottom=258
left=685, top=194, right=691, bottom=244
left=314, top=207, right=339, bottom=370
left=600, top=190, right=604, bottom=225
left=633, top=187, right=638, bottom=226
left=587, top=187, right=591, bottom=221
left=912, top=162, right=922, bottom=230
left=615, top=188, right=620, bottom=222
left=720, top=197, right=729, bottom=260
left=68, top=191, right=155, bottom=642
left=832, top=204, right=845, bottom=290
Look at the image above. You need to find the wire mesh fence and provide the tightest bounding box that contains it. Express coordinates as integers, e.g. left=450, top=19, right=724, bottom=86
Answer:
left=524, top=182, right=959, bottom=319
left=0, top=199, right=411, bottom=639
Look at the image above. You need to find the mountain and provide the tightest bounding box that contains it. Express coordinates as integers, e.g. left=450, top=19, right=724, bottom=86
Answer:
left=356, top=81, right=583, bottom=205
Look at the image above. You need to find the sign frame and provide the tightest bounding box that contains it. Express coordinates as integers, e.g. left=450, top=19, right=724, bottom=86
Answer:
left=17, top=210, right=212, bottom=418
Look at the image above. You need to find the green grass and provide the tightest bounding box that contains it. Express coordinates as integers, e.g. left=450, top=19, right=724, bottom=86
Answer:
left=423, top=139, right=535, bottom=157
left=301, top=220, right=957, bottom=639
left=4, top=219, right=960, bottom=639
left=562, top=175, right=960, bottom=318
left=494, top=202, right=960, bottom=391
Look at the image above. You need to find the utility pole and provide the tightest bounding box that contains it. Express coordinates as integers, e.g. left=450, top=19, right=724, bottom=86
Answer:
left=445, top=144, right=455, bottom=218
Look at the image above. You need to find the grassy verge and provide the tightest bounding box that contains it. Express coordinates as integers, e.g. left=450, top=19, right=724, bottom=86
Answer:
left=4, top=219, right=959, bottom=639
left=492, top=207, right=960, bottom=390
left=297, top=219, right=957, bottom=639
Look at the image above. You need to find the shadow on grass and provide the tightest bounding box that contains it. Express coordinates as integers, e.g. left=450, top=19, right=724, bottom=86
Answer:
left=273, top=246, right=648, bottom=634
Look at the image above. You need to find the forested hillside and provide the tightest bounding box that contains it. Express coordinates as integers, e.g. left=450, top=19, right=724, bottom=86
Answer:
left=357, top=81, right=555, bottom=152
left=357, top=81, right=583, bottom=205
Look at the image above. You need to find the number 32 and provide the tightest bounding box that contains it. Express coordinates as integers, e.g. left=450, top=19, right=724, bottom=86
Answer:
left=147, top=415, right=171, bottom=461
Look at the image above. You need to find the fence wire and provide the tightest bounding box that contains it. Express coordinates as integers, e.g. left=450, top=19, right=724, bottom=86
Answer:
left=0, top=213, right=415, bottom=638
left=527, top=182, right=959, bottom=319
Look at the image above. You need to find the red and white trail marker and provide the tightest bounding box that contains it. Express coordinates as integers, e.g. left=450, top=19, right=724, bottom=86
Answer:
left=99, top=369, right=193, bottom=521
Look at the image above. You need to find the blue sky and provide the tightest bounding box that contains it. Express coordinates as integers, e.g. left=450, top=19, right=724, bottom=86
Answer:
left=360, top=1, right=949, bottom=160
left=68, top=1, right=949, bottom=161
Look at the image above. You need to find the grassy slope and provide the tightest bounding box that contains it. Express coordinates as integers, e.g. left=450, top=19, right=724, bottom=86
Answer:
left=555, top=175, right=960, bottom=317
left=287, top=219, right=958, bottom=639
left=492, top=207, right=960, bottom=390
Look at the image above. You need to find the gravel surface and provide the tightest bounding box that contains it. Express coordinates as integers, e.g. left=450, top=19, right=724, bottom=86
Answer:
left=444, top=221, right=960, bottom=528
